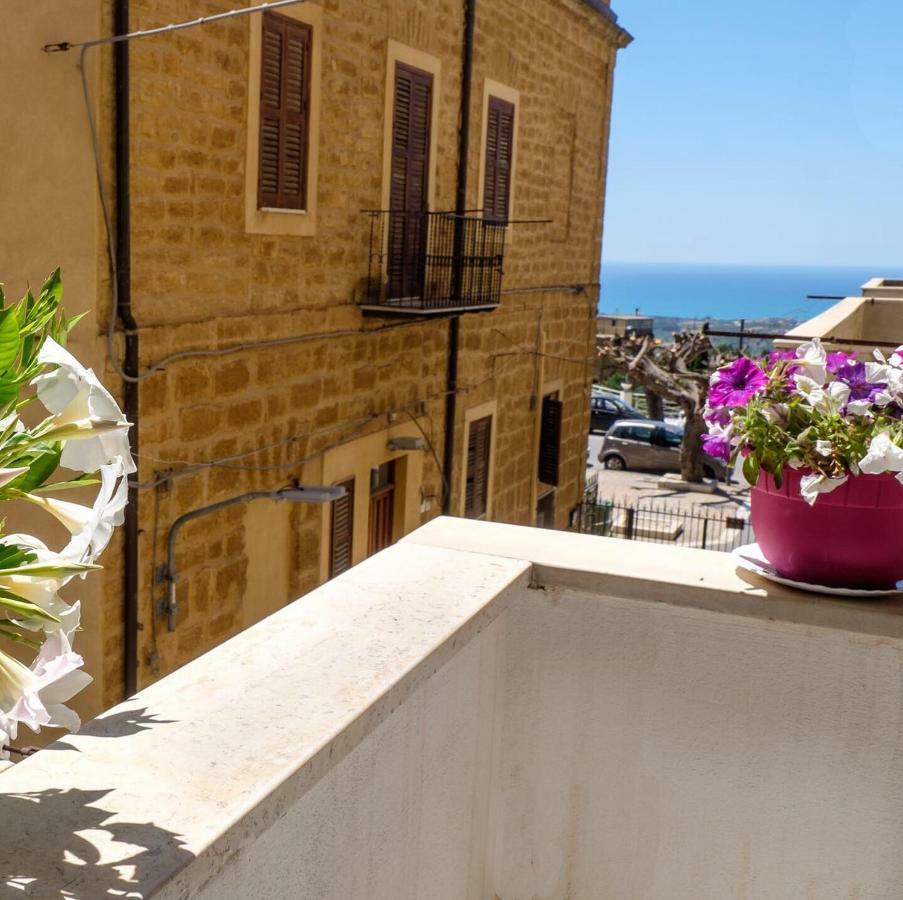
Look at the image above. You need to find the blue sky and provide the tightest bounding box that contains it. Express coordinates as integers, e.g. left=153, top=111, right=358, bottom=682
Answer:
left=602, top=0, right=903, bottom=266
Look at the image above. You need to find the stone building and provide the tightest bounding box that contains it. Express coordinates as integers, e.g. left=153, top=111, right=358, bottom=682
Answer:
left=1, top=0, right=630, bottom=716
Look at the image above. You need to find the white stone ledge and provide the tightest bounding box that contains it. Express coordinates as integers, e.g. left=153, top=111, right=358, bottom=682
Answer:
left=4, top=518, right=903, bottom=898
left=0, top=541, right=530, bottom=898
left=403, top=517, right=903, bottom=641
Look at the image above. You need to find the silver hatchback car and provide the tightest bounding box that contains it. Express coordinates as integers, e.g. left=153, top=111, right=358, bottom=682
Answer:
left=598, top=419, right=728, bottom=480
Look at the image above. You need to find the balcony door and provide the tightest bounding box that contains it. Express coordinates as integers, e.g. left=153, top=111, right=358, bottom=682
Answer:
left=387, top=63, right=432, bottom=301
left=368, top=461, right=396, bottom=556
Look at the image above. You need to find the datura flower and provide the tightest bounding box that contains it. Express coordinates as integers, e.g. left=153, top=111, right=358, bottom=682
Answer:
left=33, top=337, right=136, bottom=474
left=0, top=273, right=132, bottom=757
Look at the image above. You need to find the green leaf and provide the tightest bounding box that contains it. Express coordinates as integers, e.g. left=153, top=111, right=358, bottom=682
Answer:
left=38, top=268, right=62, bottom=309
left=30, top=474, right=100, bottom=493
left=0, top=624, right=40, bottom=649
left=0, top=590, right=59, bottom=623
left=742, top=453, right=760, bottom=486
left=0, top=561, right=101, bottom=577
left=5, top=444, right=62, bottom=493
left=0, top=307, right=20, bottom=373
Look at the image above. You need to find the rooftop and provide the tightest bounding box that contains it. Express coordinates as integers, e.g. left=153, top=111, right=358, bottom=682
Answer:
left=3, top=518, right=903, bottom=897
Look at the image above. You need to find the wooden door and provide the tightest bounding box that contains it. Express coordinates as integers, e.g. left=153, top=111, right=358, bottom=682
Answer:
left=368, top=461, right=396, bottom=555
left=465, top=415, right=492, bottom=519
left=387, top=64, right=433, bottom=300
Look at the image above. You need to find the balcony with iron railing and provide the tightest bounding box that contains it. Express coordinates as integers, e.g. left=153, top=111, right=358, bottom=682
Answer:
left=4, top=519, right=903, bottom=897
left=361, top=210, right=506, bottom=316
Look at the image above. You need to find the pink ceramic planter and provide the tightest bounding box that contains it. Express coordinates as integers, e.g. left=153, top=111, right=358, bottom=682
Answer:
left=751, top=468, right=903, bottom=590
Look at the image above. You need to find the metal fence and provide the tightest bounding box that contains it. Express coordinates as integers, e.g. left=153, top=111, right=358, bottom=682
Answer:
left=363, top=210, right=506, bottom=312
left=572, top=482, right=753, bottom=553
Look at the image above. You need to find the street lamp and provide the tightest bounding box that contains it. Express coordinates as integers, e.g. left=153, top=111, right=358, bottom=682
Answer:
left=158, top=484, right=346, bottom=631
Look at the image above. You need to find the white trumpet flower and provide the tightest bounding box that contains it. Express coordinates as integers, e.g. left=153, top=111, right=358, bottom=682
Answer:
left=33, top=338, right=135, bottom=474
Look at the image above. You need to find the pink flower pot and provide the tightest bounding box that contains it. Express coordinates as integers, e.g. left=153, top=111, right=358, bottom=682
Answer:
left=751, top=468, right=903, bottom=589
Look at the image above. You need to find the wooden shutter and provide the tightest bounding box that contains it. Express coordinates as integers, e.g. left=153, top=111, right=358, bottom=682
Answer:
left=465, top=415, right=492, bottom=519
left=258, top=12, right=311, bottom=210
left=329, top=478, right=355, bottom=578
left=538, top=394, right=563, bottom=486
left=388, top=64, right=433, bottom=299
left=483, top=96, right=515, bottom=222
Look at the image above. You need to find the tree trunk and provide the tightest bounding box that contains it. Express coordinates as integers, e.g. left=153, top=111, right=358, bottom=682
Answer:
left=680, top=408, right=706, bottom=483
left=645, top=389, right=664, bottom=421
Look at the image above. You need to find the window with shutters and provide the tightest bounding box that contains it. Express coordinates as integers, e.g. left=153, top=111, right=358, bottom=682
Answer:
left=329, top=478, right=355, bottom=578
left=483, top=96, right=515, bottom=223
left=538, top=392, right=563, bottom=486
left=387, top=63, right=433, bottom=300
left=257, top=11, right=312, bottom=211
left=465, top=415, right=492, bottom=519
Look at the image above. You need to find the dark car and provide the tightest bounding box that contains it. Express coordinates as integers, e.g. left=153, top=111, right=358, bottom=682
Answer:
left=590, top=394, right=645, bottom=433
left=597, top=419, right=729, bottom=481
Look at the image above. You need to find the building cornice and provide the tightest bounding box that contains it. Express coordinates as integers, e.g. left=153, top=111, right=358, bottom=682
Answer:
left=580, top=0, right=634, bottom=48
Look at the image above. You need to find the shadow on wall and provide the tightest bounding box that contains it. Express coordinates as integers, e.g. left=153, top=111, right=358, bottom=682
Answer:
left=2, top=707, right=190, bottom=896
left=0, top=787, right=194, bottom=897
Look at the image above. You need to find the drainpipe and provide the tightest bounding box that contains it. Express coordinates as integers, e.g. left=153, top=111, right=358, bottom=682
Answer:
left=115, top=0, right=140, bottom=698
left=442, top=0, right=476, bottom=515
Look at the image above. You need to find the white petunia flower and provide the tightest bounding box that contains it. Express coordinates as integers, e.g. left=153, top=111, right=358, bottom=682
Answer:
left=858, top=432, right=903, bottom=477
left=815, top=440, right=833, bottom=457
left=795, top=339, right=827, bottom=385
left=762, top=403, right=790, bottom=425
left=845, top=399, right=874, bottom=417
left=795, top=375, right=850, bottom=414
left=33, top=338, right=135, bottom=475
left=800, top=472, right=847, bottom=506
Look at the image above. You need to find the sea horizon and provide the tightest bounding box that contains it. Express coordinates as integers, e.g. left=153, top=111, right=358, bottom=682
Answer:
left=599, top=261, right=902, bottom=322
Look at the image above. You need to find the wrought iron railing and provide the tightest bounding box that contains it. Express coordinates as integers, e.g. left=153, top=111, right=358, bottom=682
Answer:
left=363, top=210, right=506, bottom=312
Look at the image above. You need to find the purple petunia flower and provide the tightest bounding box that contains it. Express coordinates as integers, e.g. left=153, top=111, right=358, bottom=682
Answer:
left=767, top=349, right=797, bottom=369
left=704, top=406, right=731, bottom=427
left=826, top=351, right=857, bottom=373
left=834, top=362, right=886, bottom=402
left=702, top=434, right=732, bottom=461
left=708, top=357, right=768, bottom=408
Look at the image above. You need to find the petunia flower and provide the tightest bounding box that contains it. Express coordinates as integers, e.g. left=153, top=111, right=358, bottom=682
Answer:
left=858, top=432, right=903, bottom=483
left=795, top=375, right=850, bottom=415
left=33, top=338, right=136, bottom=475
left=826, top=351, right=857, bottom=373
left=799, top=472, right=848, bottom=505
left=835, top=362, right=886, bottom=403
left=702, top=434, right=732, bottom=461
left=708, top=358, right=768, bottom=408
left=795, top=339, right=828, bottom=385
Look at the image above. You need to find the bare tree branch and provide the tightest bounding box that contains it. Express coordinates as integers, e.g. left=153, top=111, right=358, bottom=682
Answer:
left=597, top=330, right=720, bottom=482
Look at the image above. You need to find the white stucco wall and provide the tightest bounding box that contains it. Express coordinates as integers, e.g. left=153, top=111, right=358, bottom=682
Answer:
left=4, top=519, right=903, bottom=898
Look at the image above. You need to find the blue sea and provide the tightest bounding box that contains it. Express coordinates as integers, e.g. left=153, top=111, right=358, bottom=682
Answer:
left=599, top=262, right=900, bottom=322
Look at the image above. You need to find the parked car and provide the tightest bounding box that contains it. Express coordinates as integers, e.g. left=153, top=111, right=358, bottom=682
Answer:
left=590, top=394, right=645, bottom=433
left=597, top=419, right=728, bottom=480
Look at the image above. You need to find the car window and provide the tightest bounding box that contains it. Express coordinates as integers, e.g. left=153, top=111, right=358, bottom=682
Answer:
left=602, top=399, right=618, bottom=412
left=616, top=425, right=653, bottom=443
left=660, top=427, right=682, bottom=448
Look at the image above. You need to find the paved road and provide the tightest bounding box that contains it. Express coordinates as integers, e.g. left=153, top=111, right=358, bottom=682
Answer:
left=584, top=433, right=752, bottom=551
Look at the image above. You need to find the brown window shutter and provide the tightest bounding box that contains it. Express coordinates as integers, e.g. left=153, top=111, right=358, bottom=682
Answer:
left=258, top=12, right=311, bottom=211
left=329, top=478, right=355, bottom=578
left=538, top=395, right=563, bottom=486
left=465, top=415, right=492, bottom=519
left=483, top=96, right=515, bottom=222
left=388, top=64, right=433, bottom=300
